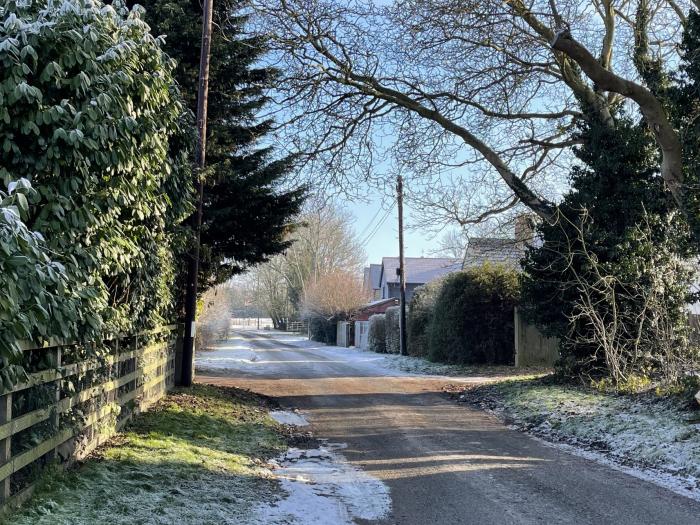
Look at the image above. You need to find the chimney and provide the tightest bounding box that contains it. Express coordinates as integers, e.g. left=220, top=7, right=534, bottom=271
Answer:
left=515, top=214, right=535, bottom=247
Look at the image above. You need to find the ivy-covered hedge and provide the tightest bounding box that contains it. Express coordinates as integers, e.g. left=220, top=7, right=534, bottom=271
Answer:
left=427, top=264, right=520, bottom=365
left=0, top=1, right=193, bottom=384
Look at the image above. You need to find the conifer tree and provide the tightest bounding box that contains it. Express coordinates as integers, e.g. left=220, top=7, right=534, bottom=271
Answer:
left=520, top=111, right=695, bottom=380
left=140, top=0, right=306, bottom=288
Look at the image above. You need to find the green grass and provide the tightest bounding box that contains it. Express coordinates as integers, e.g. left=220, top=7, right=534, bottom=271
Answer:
left=4, top=384, right=287, bottom=525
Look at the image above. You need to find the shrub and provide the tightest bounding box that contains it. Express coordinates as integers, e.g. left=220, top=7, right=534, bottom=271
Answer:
left=196, top=286, right=233, bottom=351
left=407, top=279, right=444, bottom=357
left=385, top=306, right=400, bottom=354
left=368, top=314, right=386, bottom=353
left=309, top=315, right=337, bottom=344
left=520, top=114, right=697, bottom=386
left=428, top=264, right=520, bottom=365
left=0, top=181, right=101, bottom=389
left=0, top=1, right=193, bottom=337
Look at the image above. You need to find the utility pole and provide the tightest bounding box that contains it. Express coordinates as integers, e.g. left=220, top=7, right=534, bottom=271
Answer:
left=397, top=175, right=407, bottom=356
left=180, top=0, right=213, bottom=387
left=256, top=273, right=260, bottom=330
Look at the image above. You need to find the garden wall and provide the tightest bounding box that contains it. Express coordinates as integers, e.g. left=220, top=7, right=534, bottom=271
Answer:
left=0, top=325, right=181, bottom=512
left=514, top=308, right=559, bottom=367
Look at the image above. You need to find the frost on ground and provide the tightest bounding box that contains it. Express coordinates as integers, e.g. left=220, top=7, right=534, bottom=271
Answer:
left=252, top=443, right=391, bottom=525
left=270, top=410, right=309, bottom=427
left=8, top=385, right=286, bottom=525
left=197, top=329, right=546, bottom=381
left=457, top=379, right=700, bottom=499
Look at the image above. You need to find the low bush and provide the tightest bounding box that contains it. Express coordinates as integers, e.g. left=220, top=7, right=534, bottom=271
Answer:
left=368, top=314, right=386, bottom=353
left=428, top=264, right=520, bottom=365
left=309, top=315, right=337, bottom=344
left=385, top=306, right=400, bottom=354
left=407, top=279, right=444, bottom=357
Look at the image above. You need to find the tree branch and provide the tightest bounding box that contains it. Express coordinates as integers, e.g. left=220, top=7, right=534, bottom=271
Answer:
left=551, top=29, right=684, bottom=206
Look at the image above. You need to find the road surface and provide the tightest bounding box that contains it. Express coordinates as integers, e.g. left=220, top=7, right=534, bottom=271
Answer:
left=197, top=330, right=700, bottom=525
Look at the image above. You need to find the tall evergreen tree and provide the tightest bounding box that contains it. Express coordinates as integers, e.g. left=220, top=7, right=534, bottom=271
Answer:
left=520, top=111, right=695, bottom=381
left=671, top=10, right=700, bottom=236
left=137, top=0, right=306, bottom=288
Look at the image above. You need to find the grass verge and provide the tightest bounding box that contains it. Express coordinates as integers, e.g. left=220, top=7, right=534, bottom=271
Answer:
left=4, top=384, right=288, bottom=525
left=455, top=378, right=700, bottom=492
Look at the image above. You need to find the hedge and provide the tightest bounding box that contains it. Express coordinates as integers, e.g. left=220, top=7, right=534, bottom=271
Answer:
left=384, top=306, right=400, bottom=354
left=368, top=314, right=386, bottom=353
left=427, top=264, right=520, bottom=365
left=309, top=315, right=337, bottom=344
left=407, top=279, right=444, bottom=357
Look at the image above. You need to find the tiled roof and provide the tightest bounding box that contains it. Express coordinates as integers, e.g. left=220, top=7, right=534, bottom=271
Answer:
left=369, top=264, right=382, bottom=289
left=380, top=257, right=462, bottom=284
left=363, top=264, right=383, bottom=291
left=463, top=238, right=523, bottom=269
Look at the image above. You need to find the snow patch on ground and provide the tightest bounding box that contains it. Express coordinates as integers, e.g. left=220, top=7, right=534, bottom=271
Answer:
left=270, top=410, right=309, bottom=427
left=209, top=329, right=544, bottom=381
left=459, top=380, right=700, bottom=501
left=252, top=443, right=392, bottom=524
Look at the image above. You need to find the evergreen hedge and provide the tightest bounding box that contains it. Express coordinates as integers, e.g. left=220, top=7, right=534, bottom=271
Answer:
left=407, top=279, right=444, bottom=357
left=309, top=315, right=337, bottom=344
left=427, top=264, right=520, bottom=365
left=368, top=314, right=386, bottom=353
left=384, top=306, right=400, bottom=354
left=0, top=1, right=193, bottom=385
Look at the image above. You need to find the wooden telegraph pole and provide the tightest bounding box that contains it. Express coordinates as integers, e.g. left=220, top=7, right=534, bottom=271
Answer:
left=397, top=175, right=408, bottom=356
left=180, top=0, right=214, bottom=387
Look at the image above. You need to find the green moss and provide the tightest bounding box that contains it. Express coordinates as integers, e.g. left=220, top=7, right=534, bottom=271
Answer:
left=5, top=384, right=287, bottom=525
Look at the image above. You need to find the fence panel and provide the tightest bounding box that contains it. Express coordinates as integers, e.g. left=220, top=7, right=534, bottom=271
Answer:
left=0, top=325, right=180, bottom=511
left=514, top=308, right=559, bottom=367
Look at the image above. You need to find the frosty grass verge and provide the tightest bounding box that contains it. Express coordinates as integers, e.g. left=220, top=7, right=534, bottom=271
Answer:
left=7, top=383, right=391, bottom=525
left=459, top=380, right=700, bottom=500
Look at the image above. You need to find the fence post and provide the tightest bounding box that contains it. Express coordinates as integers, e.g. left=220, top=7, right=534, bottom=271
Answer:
left=0, top=392, right=12, bottom=502
left=514, top=307, right=521, bottom=367
left=51, top=347, right=62, bottom=460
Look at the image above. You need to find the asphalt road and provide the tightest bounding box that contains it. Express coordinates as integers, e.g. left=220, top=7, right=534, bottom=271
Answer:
left=197, top=330, right=700, bottom=525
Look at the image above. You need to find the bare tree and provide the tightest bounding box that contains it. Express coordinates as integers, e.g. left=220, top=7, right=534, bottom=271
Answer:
left=196, top=285, right=234, bottom=350
left=302, top=269, right=369, bottom=319
left=252, top=0, right=692, bottom=229
left=250, top=199, right=366, bottom=326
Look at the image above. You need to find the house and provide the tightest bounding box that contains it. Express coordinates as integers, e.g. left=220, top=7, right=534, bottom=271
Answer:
left=377, top=257, right=462, bottom=302
left=462, top=238, right=524, bottom=269
left=352, top=297, right=399, bottom=321
left=462, top=214, right=534, bottom=270
left=362, top=263, right=383, bottom=300
left=346, top=298, right=399, bottom=349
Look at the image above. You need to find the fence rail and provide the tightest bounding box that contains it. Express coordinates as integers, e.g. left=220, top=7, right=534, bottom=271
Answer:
left=0, top=324, right=181, bottom=511
left=286, top=321, right=308, bottom=333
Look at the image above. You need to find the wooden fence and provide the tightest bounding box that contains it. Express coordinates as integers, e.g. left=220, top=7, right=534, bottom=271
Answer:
left=0, top=324, right=181, bottom=512
left=286, top=320, right=308, bottom=333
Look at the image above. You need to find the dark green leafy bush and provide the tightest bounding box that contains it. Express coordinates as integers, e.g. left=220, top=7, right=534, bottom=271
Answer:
left=407, top=279, right=444, bottom=357
left=309, top=315, right=336, bottom=344
left=427, top=264, right=520, bottom=365
left=520, top=115, right=696, bottom=383
left=0, top=0, right=193, bottom=341
left=0, top=1, right=193, bottom=388
left=368, top=314, right=386, bottom=353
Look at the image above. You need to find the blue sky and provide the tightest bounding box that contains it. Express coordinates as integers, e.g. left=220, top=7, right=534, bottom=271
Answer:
left=350, top=193, right=443, bottom=266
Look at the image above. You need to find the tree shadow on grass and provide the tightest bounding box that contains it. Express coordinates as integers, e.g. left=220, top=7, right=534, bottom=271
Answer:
left=5, top=384, right=288, bottom=525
